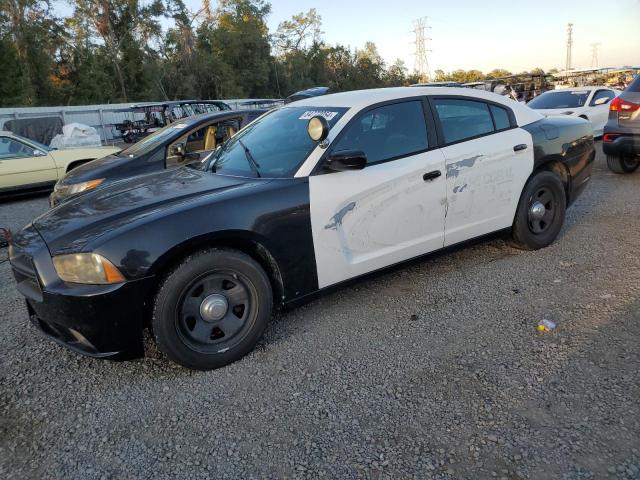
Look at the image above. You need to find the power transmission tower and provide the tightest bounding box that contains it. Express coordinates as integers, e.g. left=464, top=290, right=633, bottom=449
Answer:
left=413, top=17, right=432, bottom=83
left=590, top=43, right=601, bottom=68
left=565, top=23, right=574, bottom=73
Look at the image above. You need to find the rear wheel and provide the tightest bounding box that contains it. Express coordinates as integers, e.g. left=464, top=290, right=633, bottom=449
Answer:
left=152, top=248, right=272, bottom=370
left=510, top=171, right=566, bottom=250
left=606, top=154, right=640, bottom=174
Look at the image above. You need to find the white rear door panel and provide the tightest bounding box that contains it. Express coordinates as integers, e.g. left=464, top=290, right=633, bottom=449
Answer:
left=441, top=128, right=534, bottom=246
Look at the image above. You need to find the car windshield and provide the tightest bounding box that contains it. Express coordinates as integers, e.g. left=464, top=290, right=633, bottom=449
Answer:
left=528, top=90, right=590, bottom=109
left=208, top=106, right=347, bottom=178
left=118, top=122, right=190, bottom=157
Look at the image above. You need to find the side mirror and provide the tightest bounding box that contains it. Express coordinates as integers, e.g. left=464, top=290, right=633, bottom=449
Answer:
left=594, top=97, right=610, bottom=106
left=324, top=150, right=367, bottom=172
left=170, top=143, right=185, bottom=157
left=33, top=150, right=46, bottom=157
left=307, top=115, right=329, bottom=142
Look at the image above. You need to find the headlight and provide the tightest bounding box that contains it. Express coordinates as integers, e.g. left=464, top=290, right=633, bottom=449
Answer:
left=55, top=178, right=104, bottom=196
left=53, top=253, right=125, bottom=284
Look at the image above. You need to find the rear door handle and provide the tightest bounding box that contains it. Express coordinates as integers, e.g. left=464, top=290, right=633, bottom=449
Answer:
left=513, top=144, right=528, bottom=152
left=423, top=170, right=441, bottom=182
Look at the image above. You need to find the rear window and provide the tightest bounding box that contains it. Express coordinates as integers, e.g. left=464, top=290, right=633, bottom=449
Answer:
left=528, top=91, right=590, bottom=109
left=433, top=99, right=494, bottom=144
left=627, top=75, right=640, bottom=92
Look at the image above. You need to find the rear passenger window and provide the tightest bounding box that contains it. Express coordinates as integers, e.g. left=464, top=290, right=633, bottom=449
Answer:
left=433, top=99, right=494, bottom=144
left=332, top=101, right=428, bottom=165
left=490, top=105, right=511, bottom=130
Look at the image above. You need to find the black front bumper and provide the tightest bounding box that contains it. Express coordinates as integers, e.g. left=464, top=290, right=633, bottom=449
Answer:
left=24, top=279, right=152, bottom=359
left=602, top=133, right=640, bottom=157
left=10, top=225, right=153, bottom=360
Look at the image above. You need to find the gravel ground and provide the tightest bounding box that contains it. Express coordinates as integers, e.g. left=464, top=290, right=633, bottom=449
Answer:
left=1, top=144, right=639, bottom=479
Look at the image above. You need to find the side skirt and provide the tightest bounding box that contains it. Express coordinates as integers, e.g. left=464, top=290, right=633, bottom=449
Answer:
left=283, top=227, right=511, bottom=310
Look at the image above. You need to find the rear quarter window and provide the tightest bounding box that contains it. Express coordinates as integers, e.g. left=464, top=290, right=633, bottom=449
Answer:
left=490, top=105, right=511, bottom=130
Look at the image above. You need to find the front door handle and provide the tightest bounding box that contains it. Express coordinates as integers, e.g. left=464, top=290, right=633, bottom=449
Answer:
left=513, top=144, right=528, bottom=152
left=423, top=170, right=441, bottom=182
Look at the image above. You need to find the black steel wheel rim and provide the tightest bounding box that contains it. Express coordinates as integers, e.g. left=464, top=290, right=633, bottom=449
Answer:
left=175, top=270, right=256, bottom=353
left=622, top=156, right=639, bottom=169
left=528, top=186, right=557, bottom=235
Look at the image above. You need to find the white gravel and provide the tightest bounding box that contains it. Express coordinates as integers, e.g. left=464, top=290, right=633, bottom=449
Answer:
left=1, top=144, right=639, bottom=479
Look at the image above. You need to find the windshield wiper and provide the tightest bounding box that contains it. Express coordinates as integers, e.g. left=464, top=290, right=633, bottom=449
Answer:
left=238, top=139, right=261, bottom=178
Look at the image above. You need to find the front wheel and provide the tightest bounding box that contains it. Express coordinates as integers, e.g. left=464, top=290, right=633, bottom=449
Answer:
left=607, top=154, right=640, bottom=174
left=152, top=248, right=272, bottom=370
left=510, top=171, right=567, bottom=250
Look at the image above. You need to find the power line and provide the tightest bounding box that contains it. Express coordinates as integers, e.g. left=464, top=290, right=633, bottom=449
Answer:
left=413, top=17, right=432, bottom=82
left=590, top=42, right=601, bottom=68
left=565, top=23, right=574, bottom=73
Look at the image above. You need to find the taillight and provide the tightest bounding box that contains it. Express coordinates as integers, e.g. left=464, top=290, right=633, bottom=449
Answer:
left=610, top=97, right=640, bottom=112
left=603, top=133, right=620, bottom=143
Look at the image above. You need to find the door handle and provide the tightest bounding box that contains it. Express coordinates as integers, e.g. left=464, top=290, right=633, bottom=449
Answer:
left=513, top=144, right=528, bottom=152
left=423, top=170, right=441, bottom=182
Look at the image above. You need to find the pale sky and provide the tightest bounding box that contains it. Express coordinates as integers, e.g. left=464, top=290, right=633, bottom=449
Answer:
left=55, top=0, right=640, bottom=74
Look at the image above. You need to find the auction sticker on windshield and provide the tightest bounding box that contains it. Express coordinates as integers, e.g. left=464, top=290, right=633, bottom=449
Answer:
left=299, top=110, right=339, bottom=121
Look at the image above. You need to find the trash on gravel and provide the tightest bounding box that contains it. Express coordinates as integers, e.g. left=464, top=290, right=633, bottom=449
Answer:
left=536, top=319, right=556, bottom=332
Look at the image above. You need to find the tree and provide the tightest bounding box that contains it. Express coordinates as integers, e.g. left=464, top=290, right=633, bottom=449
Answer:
left=274, top=8, right=322, bottom=54
left=486, top=68, right=512, bottom=79
left=70, top=0, right=166, bottom=101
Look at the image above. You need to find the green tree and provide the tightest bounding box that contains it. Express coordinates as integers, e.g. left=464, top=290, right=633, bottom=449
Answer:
left=486, top=68, right=512, bottom=79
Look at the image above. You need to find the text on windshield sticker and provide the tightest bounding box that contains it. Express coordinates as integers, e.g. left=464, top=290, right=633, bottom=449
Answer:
left=299, top=111, right=338, bottom=121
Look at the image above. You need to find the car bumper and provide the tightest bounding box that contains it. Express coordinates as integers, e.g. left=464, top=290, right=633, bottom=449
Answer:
left=602, top=133, right=640, bottom=157
left=23, top=279, right=152, bottom=359
left=10, top=225, right=152, bottom=359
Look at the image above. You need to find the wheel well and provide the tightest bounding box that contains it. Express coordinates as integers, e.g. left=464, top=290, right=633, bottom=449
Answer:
left=143, top=235, right=285, bottom=326
left=534, top=159, right=570, bottom=202
left=66, top=159, right=92, bottom=172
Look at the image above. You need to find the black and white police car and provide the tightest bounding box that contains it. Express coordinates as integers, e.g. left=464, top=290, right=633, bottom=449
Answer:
left=10, top=87, right=595, bottom=370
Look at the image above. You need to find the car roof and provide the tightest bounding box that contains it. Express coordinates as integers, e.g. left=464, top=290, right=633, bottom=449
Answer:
left=169, top=110, right=263, bottom=126
left=0, top=130, right=29, bottom=142
left=291, top=86, right=544, bottom=126
left=546, top=86, right=612, bottom=92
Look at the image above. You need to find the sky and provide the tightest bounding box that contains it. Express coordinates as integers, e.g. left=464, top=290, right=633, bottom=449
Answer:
left=54, top=0, right=640, bottom=74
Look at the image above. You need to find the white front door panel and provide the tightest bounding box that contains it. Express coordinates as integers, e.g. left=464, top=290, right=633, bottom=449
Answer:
left=441, top=128, right=534, bottom=246
left=310, top=149, right=447, bottom=289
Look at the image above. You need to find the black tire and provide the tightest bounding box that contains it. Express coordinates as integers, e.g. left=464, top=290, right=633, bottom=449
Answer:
left=152, top=248, right=272, bottom=370
left=606, top=154, right=640, bottom=174
left=510, top=171, right=567, bottom=250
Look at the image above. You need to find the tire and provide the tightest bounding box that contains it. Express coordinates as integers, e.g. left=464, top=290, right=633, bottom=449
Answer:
left=606, top=154, right=640, bottom=174
left=510, top=171, right=567, bottom=250
left=152, top=248, right=272, bottom=370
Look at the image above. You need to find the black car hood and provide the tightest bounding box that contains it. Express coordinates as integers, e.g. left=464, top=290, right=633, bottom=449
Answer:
left=59, top=153, right=149, bottom=185
left=34, top=168, right=259, bottom=253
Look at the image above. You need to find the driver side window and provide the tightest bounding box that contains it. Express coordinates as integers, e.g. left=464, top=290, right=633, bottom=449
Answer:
left=0, top=137, right=36, bottom=159
left=331, top=101, right=429, bottom=165
left=166, top=120, right=241, bottom=168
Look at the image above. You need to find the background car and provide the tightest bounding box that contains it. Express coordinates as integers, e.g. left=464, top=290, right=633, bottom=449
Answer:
left=0, top=131, right=119, bottom=197
left=10, top=87, right=594, bottom=370
left=527, top=86, right=620, bottom=136
left=603, top=75, right=640, bottom=174
left=50, top=109, right=266, bottom=205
